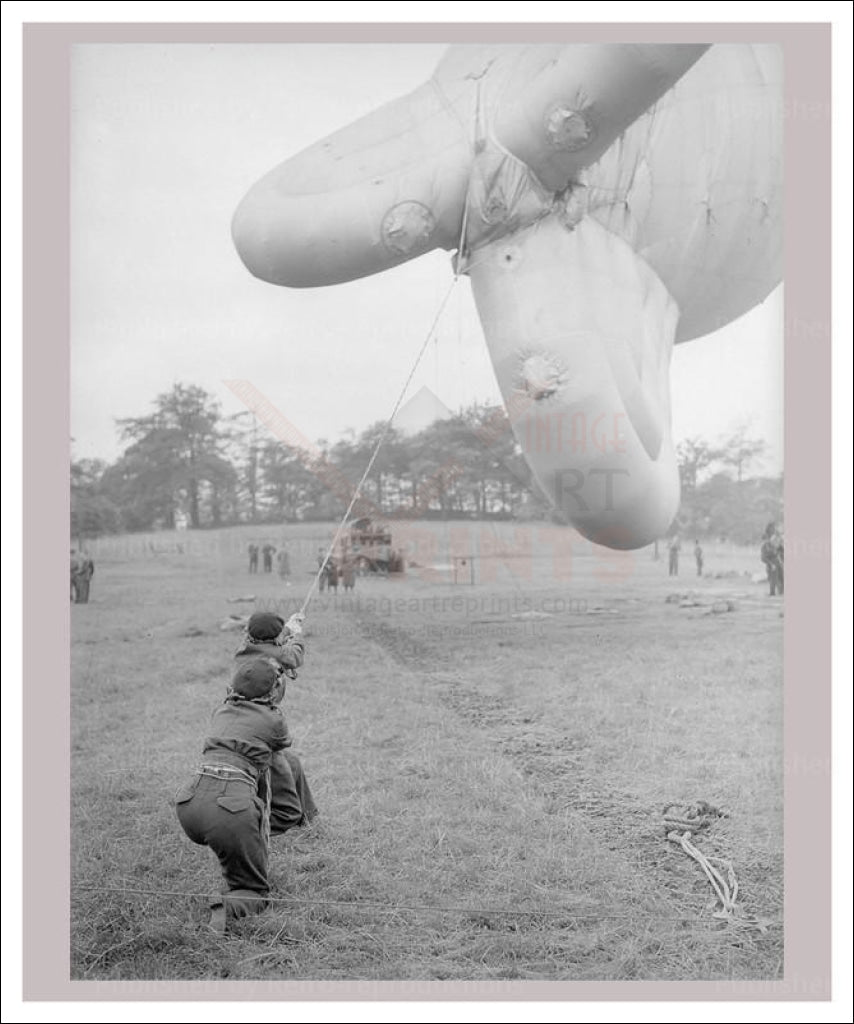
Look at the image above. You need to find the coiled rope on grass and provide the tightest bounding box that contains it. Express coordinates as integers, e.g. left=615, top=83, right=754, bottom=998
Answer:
left=663, top=801, right=741, bottom=922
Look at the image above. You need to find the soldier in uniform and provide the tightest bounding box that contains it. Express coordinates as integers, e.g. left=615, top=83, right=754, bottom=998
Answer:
left=277, top=546, right=291, bottom=584
left=693, top=539, right=704, bottom=577
left=233, top=611, right=317, bottom=835
left=70, top=549, right=81, bottom=602
left=760, top=524, right=784, bottom=596
left=668, top=535, right=681, bottom=577
left=774, top=531, right=784, bottom=594
left=71, top=549, right=95, bottom=603
left=174, top=659, right=291, bottom=926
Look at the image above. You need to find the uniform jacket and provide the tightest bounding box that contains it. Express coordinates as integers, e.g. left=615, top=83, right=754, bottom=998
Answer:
left=761, top=537, right=783, bottom=566
left=71, top=556, right=94, bottom=579
left=202, top=698, right=291, bottom=773
left=234, top=634, right=305, bottom=680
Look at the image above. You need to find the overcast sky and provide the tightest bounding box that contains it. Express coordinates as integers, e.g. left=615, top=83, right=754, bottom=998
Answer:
left=70, top=43, right=784, bottom=471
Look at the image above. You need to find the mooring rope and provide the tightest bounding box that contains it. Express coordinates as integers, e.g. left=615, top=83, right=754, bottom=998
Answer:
left=297, top=63, right=499, bottom=624
left=70, top=883, right=730, bottom=924
left=298, top=276, right=460, bottom=618
left=298, top=144, right=482, bottom=621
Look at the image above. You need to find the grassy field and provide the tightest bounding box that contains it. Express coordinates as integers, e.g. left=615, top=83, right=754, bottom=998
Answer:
left=71, top=521, right=783, bottom=981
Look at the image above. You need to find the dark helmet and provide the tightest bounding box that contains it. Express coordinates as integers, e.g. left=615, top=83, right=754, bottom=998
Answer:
left=230, top=658, right=280, bottom=700
left=246, top=611, right=285, bottom=641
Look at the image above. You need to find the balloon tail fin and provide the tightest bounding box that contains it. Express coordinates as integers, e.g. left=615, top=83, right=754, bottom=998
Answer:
left=469, top=214, right=681, bottom=549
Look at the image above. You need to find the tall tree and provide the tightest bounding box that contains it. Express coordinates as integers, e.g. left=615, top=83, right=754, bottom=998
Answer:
left=676, top=437, right=722, bottom=494
left=115, top=383, right=233, bottom=529
left=71, top=458, right=122, bottom=540
left=259, top=440, right=318, bottom=521
left=460, top=402, right=529, bottom=516
left=352, top=422, right=408, bottom=513
left=720, top=424, right=767, bottom=483
left=226, top=411, right=262, bottom=523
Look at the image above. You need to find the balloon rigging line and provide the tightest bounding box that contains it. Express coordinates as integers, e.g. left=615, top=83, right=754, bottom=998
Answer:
left=300, top=97, right=484, bottom=619
left=299, top=276, right=461, bottom=618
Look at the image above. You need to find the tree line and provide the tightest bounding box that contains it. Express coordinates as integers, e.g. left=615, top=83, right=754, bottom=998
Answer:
left=71, top=383, right=781, bottom=545
left=673, top=431, right=782, bottom=544
left=71, top=383, right=532, bottom=537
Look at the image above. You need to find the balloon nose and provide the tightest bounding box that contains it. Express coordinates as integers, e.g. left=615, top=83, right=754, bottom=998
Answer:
left=231, top=82, right=468, bottom=287
left=231, top=193, right=280, bottom=284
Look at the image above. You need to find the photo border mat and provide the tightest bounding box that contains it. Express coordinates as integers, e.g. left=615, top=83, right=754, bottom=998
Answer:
left=11, top=8, right=847, bottom=1016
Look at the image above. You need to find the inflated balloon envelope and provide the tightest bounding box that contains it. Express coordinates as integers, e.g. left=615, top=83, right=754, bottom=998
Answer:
left=232, top=44, right=782, bottom=550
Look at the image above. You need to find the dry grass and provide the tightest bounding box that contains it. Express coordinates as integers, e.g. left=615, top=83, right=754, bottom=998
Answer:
left=71, top=523, right=783, bottom=981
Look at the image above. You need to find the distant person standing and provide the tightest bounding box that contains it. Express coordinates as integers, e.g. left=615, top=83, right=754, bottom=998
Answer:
left=774, top=531, right=784, bottom=594
left=71, top=549, right=95, bottom=603
left=70, top=549, right=81, bottom=602
left=694, top=540, right=704, bottom=577
left=668, top=535, right=681, bottom=577
left=760, top=524, right=784, bottom=596
left=248, top=543, right=259, bottom=574
left=341, top=558, right=356, bottom=593
left=262, top=543, right=276, bottom=573
left=277, top=546, right=291, bottom=585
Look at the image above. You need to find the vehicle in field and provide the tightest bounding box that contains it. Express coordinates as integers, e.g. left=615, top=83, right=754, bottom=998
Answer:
left=339, top=517, right=403, bottom=575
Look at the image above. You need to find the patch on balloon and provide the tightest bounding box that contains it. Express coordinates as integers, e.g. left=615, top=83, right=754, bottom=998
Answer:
left=381, top=201, right=435, bottom=256
left=515, top=351, right=570, bottom=402
left=544, top=104, right=593, bottom=151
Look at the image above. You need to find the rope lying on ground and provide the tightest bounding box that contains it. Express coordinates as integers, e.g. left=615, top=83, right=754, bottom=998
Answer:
left=72, top=883, right=742, bottom=924
left=76, top=801, right=773, bottom=932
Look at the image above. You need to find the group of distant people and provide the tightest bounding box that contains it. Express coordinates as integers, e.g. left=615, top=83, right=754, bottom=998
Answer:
left=665, top=536, right=703, bottom=577
left=663, top=524, right=784, bottom=596
left=246, top=541, right=376, bottom=595
left=248, top=542, right=291, bottom=583
left=317, top=550, right=356, bottom=594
